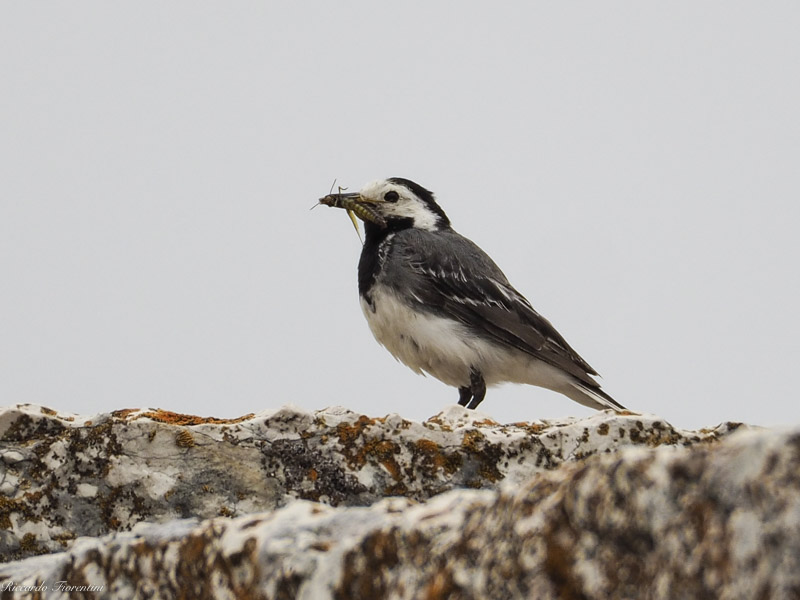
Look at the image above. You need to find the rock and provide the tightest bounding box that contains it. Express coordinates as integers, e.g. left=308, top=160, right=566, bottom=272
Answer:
left=0, top=404, right=735, bottom=564
left=1, top=422, right=798, bottom=599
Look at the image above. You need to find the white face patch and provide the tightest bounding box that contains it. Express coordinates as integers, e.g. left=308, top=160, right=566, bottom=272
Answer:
left=358, top=179, right=443, bottom=231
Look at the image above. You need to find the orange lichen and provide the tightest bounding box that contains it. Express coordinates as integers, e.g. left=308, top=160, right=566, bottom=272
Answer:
left=19, top=533, right=47, bottom=555
left=414, top=439, right=440, bottom=453
left=336, top=415, right=375, bottom=445
left=461, top=430, right=486, bottom=453
left=413, top=439, right=462, bottom=475
left=334, top=417, right=408, bottom=480
left=510, top=422, right=547, bottom=435
left=110, top=408, right=138, bottom=420
left=175, top=430, right=195, bottom=448
left=114, top=409, right=255, bottom=426
left=422, top=567, right=460, bottom=600
left=384, top=482, right=409, bottom=496
left=366, top=439, right=402, bottom=481
left=423, top=416, right=453, bottom=432
left=310, top=541, right=331, bottom=552
left=461, top=429, right=503, bottom=483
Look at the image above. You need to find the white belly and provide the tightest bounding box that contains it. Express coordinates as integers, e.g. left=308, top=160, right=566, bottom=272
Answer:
left=360, top=286, right=571, bottom=392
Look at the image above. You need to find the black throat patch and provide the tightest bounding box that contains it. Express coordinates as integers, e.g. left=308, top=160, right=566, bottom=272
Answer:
left=358, top=219, right=411, bottom=305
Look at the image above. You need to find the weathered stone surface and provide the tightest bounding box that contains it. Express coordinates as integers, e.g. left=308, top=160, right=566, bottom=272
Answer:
left=0, top=404, right=735, bottom=563
left=1, top=423, right=797, bottom=600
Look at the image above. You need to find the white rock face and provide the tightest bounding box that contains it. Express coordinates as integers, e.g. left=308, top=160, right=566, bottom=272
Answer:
left=1, top=422, right=798, bottom=599
left=0, top=403, right=732, bottom=563
left=0, top=403, right=771, bottom=599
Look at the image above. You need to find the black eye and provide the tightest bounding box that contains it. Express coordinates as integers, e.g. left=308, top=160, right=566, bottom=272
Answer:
left=384, top=190, right=399, bottom=202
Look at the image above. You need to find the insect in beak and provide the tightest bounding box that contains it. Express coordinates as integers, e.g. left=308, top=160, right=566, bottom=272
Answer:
left=317, top=189, right=388, bottom=241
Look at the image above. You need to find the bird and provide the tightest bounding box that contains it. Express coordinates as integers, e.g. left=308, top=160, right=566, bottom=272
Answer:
left=318, top=177, right=624, bottom=412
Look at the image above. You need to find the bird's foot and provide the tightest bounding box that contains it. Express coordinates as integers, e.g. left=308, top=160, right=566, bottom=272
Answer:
left=457, top=368, right=486, bottom=410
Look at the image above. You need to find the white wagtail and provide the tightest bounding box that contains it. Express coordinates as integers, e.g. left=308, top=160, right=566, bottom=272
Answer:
left=319, top=177, right=624, bottom=412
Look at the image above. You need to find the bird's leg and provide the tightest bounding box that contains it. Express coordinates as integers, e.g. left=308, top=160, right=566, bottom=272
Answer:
left=457, top=385, right=472, bottom=406
left=465, top=369, right=486, bottom=410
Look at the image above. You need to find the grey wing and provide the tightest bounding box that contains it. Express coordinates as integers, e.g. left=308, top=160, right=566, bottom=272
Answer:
left=385, top=229, right=603, bottom=388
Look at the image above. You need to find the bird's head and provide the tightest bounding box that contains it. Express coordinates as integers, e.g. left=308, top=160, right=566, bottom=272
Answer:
left=319, top=177, right=451, bottom=236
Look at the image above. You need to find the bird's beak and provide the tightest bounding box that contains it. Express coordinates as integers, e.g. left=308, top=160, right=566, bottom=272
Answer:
left=318, top=192, right=387, bottom=230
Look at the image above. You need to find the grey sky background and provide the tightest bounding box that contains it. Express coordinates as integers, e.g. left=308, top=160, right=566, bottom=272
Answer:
left=2, top=3, right=798, bottom=430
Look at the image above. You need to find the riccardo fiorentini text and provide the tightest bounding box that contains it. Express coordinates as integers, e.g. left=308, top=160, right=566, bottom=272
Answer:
left=0, top=580, right=105, bottom=593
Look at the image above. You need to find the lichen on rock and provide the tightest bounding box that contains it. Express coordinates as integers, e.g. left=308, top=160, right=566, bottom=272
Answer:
left=2, top=403, right=773, bottom=599
left=0, top=417, right=797, bottom=599
left=0, top=403, right=736, bottom=564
